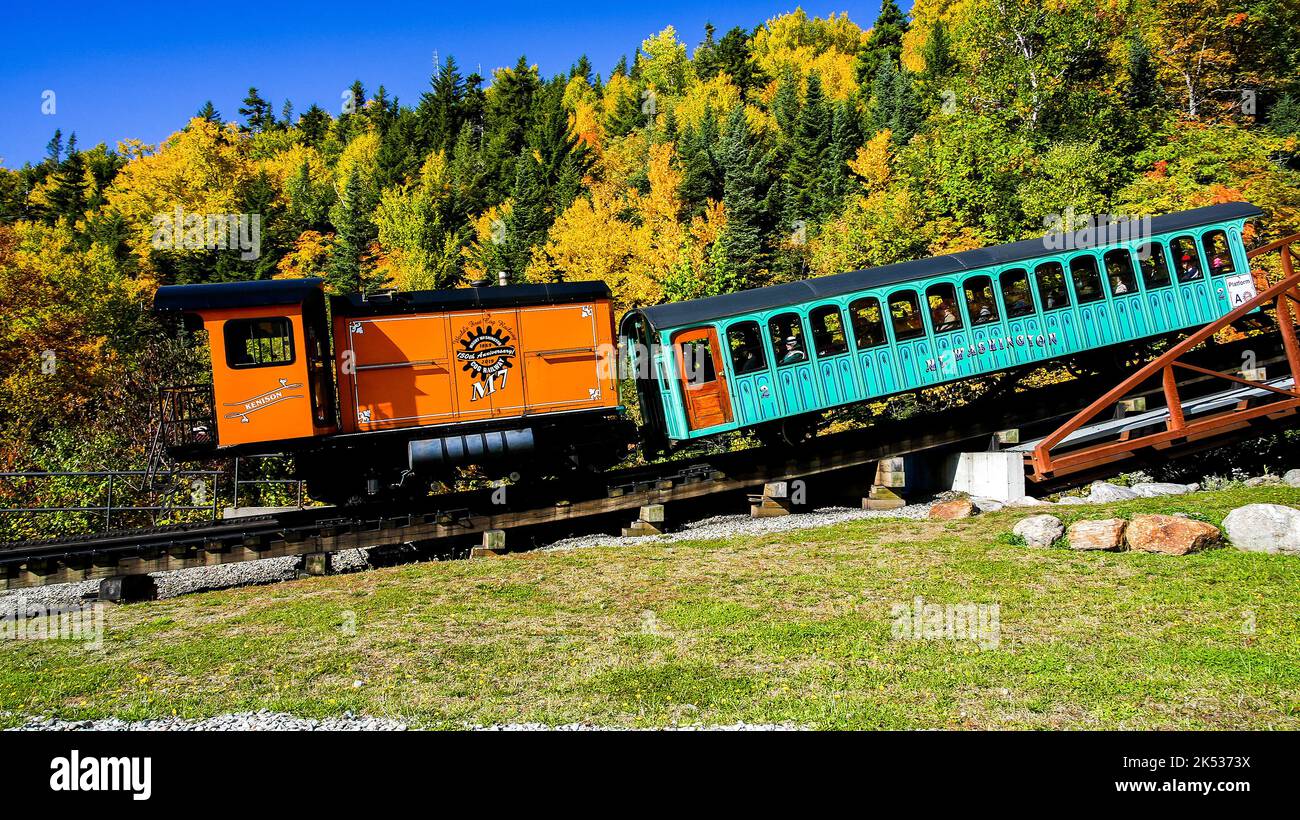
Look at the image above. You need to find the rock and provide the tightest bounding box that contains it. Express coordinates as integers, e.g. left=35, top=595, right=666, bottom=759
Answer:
left=1130, top=482, right=1196, bottom=498
left=1007, top=496, right=1049, bottom=507
left=1222, top=504, right=1300, bottom=555
left=1124, top=514, right=1222, bottom=555
left=1055, top=496, right=1088, bottom=505
left=1245, top=475, right=1280, bottom=487
left=1067, top=518, right=1127, bottom=551
left=929, top=498, right=978, bottom=520
left=971, top=497, right=1005, bottom=512
left=1283, top=469, right=1300, bottom=488
left=1088, top=482, right=1139, bottom=503
left=1013, top=514, right=1064, bottom=548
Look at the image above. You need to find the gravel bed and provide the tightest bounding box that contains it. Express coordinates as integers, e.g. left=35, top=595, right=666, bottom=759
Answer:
left=0, top=548, right=374, bottom=618
left=541, top=500, right=936, bottom=553
left=6, top=710, right=406, bottom=731
left=6, top=712, right=802, bottom=731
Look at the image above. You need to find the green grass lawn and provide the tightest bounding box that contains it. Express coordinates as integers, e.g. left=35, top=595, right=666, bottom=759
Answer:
left=2, top=485, right=1299, bottom=729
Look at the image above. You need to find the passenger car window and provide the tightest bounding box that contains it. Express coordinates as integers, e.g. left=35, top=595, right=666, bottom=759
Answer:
left=768, top=312, right=809, bottom=366
left=1201, top=230, right=1236, bottom=276
left=678, top=338, right=717, bottom=385
left=888, top=291, right=926, bottom=341
left=1070, top=255, right=1104, bottom=304
left=1103, top=249, right=1138, bottom=296
left=809, top=305, right=849, bottom=357
left=999, top=268, right=1035, bottom=318
left=926, top=283, right=964, bottom=333
left=224, top=317, right=294, bottom=368
left=848, top=297, right=886, bottom=349
left=1034, top=262, right=1071, bottom=310
left=963, top=276, right=1000, bottom=325
left=726, top=321, right=766, bottom=375
left=1138, top=244, right=1172, bottom=289
left=1171, top=236, right=1203, bottom=282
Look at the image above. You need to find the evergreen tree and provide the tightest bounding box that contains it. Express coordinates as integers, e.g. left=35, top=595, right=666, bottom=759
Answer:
left=196, top=101, right=221, bottom=124
left=1124, top=35, right=1160, bottom=111
left=920, top=18, right=955, bottom=83
left=694, top=24, right=722, bottom=80
left=238, top=87, right=275, bottom=133
left=772, top=67, right=801, bottom=136
left=713, top=26, right=767, bottom=92
left=47, top=133, right=87, bottom=224
left=828, top=99, right=863, bottom=203
left=870, top=61, right=922, bottom=145
left=298, top=104, right=331, bottom=147
left=45, top=129, right=63, bottom=164
left=504, top=151, right=550, bottom=280
left=855, top=0, right=909, bottom=87
left=712, top=105, right=768, bottom=293
left=449, top=124, right=488, bottom=218
left=605, top=84, right=643, bottom=137
left=418, top=56, right=466, bottom=155
left=279, top=99, right=294, bottom=127
left=678, top=105, right=723, bottom=217
left=785, top=73, right=834, bottom=225
left=329, top=170, right=377, bottom=293
left=483, top=56, right=541, bottom=198
left=1269, top=93, right=1300, bottom=137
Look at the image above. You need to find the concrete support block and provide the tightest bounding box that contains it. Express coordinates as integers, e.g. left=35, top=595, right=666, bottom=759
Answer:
left=863, top=485, right=906, bottom=510
left=874, top=458, right=907, bottom=488
left=639, top=504, right=665, bottom=524
left=946, top=452, right=1026, bottom=502
left=482, top=530, right=506, bottom=549
left=301, top=552, right=333, bottom=576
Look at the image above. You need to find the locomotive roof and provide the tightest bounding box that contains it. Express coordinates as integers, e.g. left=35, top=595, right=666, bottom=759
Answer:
left=330, top=280, right=611, bottom=316
left=630, top=202, right=1263, bottom=332
left=154, top=277, right=325, bottom=311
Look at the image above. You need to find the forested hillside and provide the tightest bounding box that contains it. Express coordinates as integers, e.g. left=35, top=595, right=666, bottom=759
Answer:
left=1, top=1, right=1299, bottom=476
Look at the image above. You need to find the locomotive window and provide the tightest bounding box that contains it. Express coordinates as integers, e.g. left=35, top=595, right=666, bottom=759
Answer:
left=963, top=276, right=999, bottom=325
left=1171, top=236, right=1204, bottom=282
left=848, top=297, right=887, bottom=349
left=768, top=312, right=809, bottom=366
left=1202, top=230, right=1236, bottom=275
left=727, top=321, right=767, bottom=374
left=1137, top=244, right=1172, bottom=289
left=1103, top=249, right=1138, bottom=296
left=1034, top=262, right=1071, bottom=310
left=1070, top=255, right=1104, bottom=304
left=224, top=317, right=295, bottom=368
left=809, top=305, right=849, bottom=357
left=888, top=291, right=926, bottom=341
left=999, top=268, right=1035, bottom=318
left=925, top=283, right=964, bottom=333
left=678, top=338, right=717, bottom=385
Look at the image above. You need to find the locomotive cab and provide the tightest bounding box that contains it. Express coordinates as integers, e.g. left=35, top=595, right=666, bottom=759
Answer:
left=153, top=278, right=337, bottom=458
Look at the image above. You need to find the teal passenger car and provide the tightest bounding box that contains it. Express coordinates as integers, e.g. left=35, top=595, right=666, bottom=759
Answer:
left=619, top=202, right=1263, bottom=448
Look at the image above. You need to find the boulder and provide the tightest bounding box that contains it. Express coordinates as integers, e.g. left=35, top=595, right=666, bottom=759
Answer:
left=1125, top=514, right=1222, bottom=555
left=1088, top=482, right=1139, bottom=503
left=971, top=496, right=1006, bottom=512
left=1222, top=504, right=1300, bottom=555
left=930, top=498, right=978, bottom=520
left=1067, top=518, right=1127, bottom=551
left=1013, top=514, right=1064, bottom=548
left=1007, top=496, right=1049, bottom=507
left=1283, top=469, right=1300, bottom=488
left=1244, top=475, right=1280, bottom=488
left=1130, top=482, right=1196, bottom=498
left=1056, top=496, right=1088, bottom=505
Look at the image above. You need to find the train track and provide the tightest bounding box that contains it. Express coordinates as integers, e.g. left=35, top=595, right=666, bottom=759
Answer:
left=2, top=331, right=1293, bottom=591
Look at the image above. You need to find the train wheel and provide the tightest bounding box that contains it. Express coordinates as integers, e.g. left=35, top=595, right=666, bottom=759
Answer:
left=757, top=415, right=816, bottom=449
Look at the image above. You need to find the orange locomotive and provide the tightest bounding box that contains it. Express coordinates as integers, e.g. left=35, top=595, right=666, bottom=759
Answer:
left=154, top=278, right=631, bottom=503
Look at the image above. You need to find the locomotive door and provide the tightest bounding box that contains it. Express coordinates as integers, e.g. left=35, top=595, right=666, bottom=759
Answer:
left=673, top=327, right=733, bottom=431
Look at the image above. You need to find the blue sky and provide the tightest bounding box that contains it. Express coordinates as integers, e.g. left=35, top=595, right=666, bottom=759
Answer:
left=1, top=1, right=903, bottom=168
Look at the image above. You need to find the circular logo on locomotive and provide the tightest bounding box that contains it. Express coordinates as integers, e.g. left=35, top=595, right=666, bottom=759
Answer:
left=456, top=322, right=517, bottom=383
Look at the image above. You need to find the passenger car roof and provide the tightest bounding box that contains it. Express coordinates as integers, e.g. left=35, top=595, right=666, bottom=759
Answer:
left=631, top=202, right=1263, bottom=332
